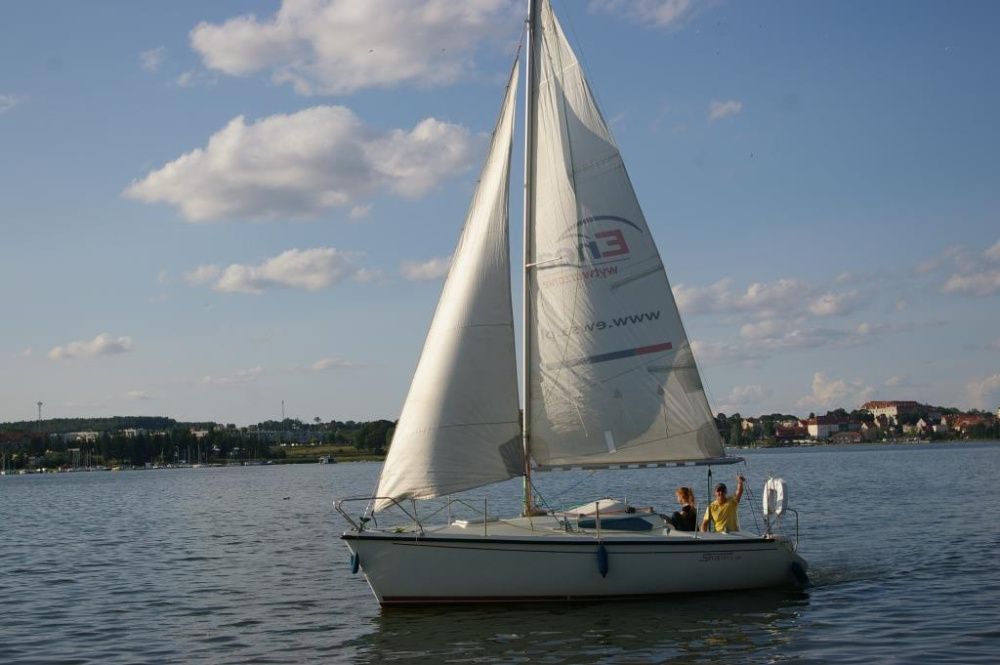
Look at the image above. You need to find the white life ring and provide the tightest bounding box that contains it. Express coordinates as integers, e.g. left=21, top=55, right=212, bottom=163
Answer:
left=762, top=477, right=787, bottom=517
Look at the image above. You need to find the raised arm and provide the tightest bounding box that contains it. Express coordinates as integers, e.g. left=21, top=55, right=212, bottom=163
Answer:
left=735, top=474, right=745, bottom=503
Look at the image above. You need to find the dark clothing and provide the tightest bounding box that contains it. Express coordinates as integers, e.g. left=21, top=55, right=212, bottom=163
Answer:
left=666, top=505, right=696, bottom=531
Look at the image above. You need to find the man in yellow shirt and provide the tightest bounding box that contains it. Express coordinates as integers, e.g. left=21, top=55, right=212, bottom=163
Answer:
left=700, top=475, right=745, bottom=532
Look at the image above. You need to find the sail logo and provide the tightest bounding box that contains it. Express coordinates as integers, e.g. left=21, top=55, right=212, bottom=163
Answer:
left=536, top=216, right=642, bottom=288
left=582, top=229, right=630, bottom=261
left=568, top=215, right=642, bottom=266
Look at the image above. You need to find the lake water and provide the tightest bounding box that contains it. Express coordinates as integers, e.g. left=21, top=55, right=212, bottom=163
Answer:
left=2, top=442, right=998, bottom=664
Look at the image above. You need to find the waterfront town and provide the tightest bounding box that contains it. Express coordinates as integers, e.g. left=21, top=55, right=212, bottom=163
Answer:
left=1, top=400, right=997, bottom=474
left=732, top=400, right=1000, bottom=447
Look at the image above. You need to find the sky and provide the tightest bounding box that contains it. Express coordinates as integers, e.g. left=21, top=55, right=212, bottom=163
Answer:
left=1, top=0, right=998, bottom=426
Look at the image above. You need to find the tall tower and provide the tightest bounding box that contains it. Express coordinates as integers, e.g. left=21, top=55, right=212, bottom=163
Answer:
left=36, top=401, right=43, bottom=432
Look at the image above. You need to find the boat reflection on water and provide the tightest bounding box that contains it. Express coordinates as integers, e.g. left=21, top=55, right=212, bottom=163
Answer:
left=346, top=590, right=811, bottom=664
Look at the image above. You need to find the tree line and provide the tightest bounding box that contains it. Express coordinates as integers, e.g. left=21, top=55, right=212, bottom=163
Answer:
left=0, top=417, right=396, bottom=470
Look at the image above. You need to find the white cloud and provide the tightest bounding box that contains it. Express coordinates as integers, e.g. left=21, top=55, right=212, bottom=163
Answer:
left=175, top=69, right=218, bottom=88
left=0, top=94, right=23, bottom=114
left=796, top=371, right=873, bottom=410
left=941, top=270, right=1000, bottom=296
left=351, top=267, right=385, bottom=284
left=883, top=375, right=927, bottom=390
left=123, top=107, right=481, bottom=221
left=708, top=100, right=743, bottom=123
left=184, top=265, right=221, bottom=285
left=727, top=384, right=768, bottom=404
left=966, top=373, right=1000, bottom=410
left=690, top=339, right=760, bottom=366
left=201, top=366, right=263, bottom=386
left=919, top=242, right=1000, bottom=296
left=738, top=319, right=784, bottom=341
left=916, top=245, right=964, bottom=274
left=140, top=47, right=166, bottom=72
left=400, top=256, right=451, bottom=281
left=695, top=317, right=927, bottom=368
left=190, top=247, right=368, bottom=294
left=49, top=333, right=133, bottom=361
left=673, top=278, right=734, bottom=315
left=715, top=383, right=771, bottom=415
left=310, top=357, right=356, bottom=371
left=808, top=290, right=859, bottom=316
left=125, top=390, right=153, bottom=401
left=676, top=277, right=817, bottom=317
left=738, top=278, right=808, bottom=310
left=986, top=240, right=1000, bottom=262
left=349, top=204, right=372, bottom=220
left=773, top=326, right=850, bottom=351
left=589, top=0, right=698, bottom=29
left=189, top=0, right=520, bottom=96
left=854, top=320, right=924, bottom=338
left=16, top=347, right=32, bottom=358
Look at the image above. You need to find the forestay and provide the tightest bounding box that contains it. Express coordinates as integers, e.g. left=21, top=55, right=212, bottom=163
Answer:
left=373, top=64, right=523, bottom=512
left=526, top=1, right=724, bottom=468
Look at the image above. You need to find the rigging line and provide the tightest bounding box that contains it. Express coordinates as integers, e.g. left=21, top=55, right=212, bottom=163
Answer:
left=512, top=18, right=526, bottom=63
left=533, top=468, right=598, bottom=510
left=530, top=52, right=588, bottom=405
left=551, top=0, right=607, bottom=130
left=587, top=353, right=675, bottom=385
left=741, top=461, right=763, bottom=534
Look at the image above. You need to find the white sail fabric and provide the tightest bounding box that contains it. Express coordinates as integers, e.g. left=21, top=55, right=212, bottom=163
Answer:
left=526, top=1, right=724, bottom=468
left=374, top=65, right=522, bottom=512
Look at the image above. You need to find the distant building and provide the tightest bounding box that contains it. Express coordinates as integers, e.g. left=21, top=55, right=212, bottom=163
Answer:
left=62, top=431, right=100, bottom=443
left=947, top=414, right=990, bottom=434
left=806, top=416, right=849, bottom=439
left=830, top=431, right=862, bottom=444
left=861, top=400, right=921, bottom=424
left=774, top=424, right=808, bottom=441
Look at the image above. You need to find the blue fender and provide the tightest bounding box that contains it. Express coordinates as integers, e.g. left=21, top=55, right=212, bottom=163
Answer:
left=350, top=552, right=360, bottom=575
left=789, top=560, right=809, bottom=588
left=597, top=544, right=609, bottom=578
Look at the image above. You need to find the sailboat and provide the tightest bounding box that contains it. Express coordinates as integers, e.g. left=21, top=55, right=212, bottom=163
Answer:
left=337, top=0, right=807, bottom=605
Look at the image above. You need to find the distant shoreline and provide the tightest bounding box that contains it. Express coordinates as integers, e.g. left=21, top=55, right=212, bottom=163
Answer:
left=7, top=439, right=1000, bottom=476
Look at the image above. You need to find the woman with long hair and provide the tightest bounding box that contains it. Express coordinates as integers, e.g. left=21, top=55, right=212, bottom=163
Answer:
left=666, top=486, right=697, bottom=531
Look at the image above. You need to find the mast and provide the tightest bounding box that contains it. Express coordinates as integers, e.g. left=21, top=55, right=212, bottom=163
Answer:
left=521, top=0, right=540, bottom=516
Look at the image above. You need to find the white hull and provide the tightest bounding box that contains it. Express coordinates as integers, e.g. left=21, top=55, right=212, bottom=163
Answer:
left=342, top=517, right=806, bottom=605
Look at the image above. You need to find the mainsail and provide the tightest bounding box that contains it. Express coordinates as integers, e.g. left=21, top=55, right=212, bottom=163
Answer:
left=374, top=64, right=522, bottom=511
left=526, top=1, right=724, bottom=468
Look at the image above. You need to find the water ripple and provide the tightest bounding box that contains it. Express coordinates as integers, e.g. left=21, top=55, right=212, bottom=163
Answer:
left=1, top=444, right=999, bottom=663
